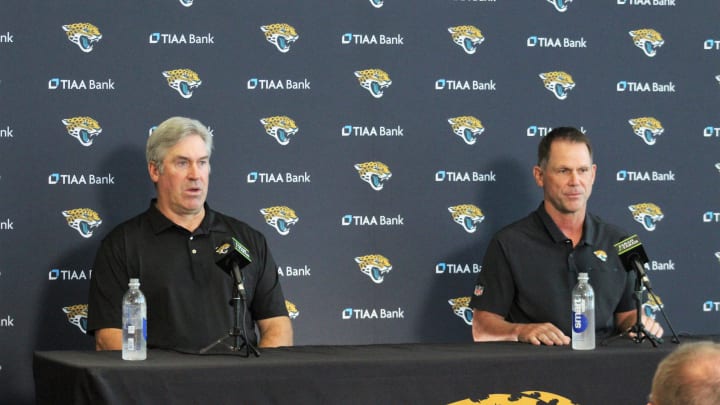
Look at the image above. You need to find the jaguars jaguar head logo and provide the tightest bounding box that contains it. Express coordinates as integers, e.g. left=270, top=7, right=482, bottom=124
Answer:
left=448, top=297, right=473, bottom=326
left=629, top=203, right=664, bottom=232
left=546, top=0, right=573, bottom=13
left=260, top=116, right=299, bottom=145
left=539, top=71, right=575, bottom=100
left=628, top=117, right=664, bottom=146
left=715, top=252, right=720, bottom=263
left=260, top=206, right=299, bottom=236
left=354, top=254, right=392, bottom=284
left=448, top=25, right=485, bottom=55
left=62, top=116, right=102, bottom=147
left=62, top=208, right=102, bottom=238
left=448, top=204, right=485, bottom=233
left=261, top=23, right=299, bottom=53
left=285, top=300, right=300, bottom=319
left=162, top=68, right=202, bottom=99
left=452, top=391, right=578, bottom=405
left=62, top=23, right=102, bottom=53
left=593, top=250, right=608, bottom=262
left=369, top=0, right=383, bottom=7
left=354, top=69, right=392, bottom=98
left=643, top=294, right=663, bottom=319
left=448, top=116, right=485, bottom=145
left=179, top=0, right=193, bottom=6
left=629, top=29, right=664, bottom=57
left=63, top=304, right=88, bottom=334
left=355, top=161, right=392, bottom=191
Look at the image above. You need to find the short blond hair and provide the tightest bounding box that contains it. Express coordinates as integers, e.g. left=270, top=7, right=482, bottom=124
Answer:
left=649, top=341, right=720, bottom=405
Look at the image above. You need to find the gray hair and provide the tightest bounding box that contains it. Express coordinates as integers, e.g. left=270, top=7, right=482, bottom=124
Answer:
left=146, top=116, right=213, bottom=173
left=649, top=341, right=720, bottom=405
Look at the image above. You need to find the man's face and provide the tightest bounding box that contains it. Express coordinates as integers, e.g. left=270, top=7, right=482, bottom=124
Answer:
left=149, top=134, right=210, bottom=217
left=534, top=140, right=596, bottom=215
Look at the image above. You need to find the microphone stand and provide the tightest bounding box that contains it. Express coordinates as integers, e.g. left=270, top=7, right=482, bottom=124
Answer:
left=200, top=262, right=260, bottom=357
left=627, top=274, right=662, bottom=347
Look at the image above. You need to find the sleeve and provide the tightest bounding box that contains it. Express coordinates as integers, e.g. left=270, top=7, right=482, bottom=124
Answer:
left=248, top=235, right=288, bottom=320
left=86, top=232, right=131, bottom=334
left=469, top=235, right=515, bottom=318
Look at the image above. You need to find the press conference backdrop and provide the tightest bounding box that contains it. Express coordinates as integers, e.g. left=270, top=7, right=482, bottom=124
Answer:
left=1, top=0, right=719, bottom=402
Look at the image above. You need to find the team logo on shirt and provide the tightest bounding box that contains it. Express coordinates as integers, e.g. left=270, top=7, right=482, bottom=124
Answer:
left=62, top=208, right=102, bottom=238
left=473, top=284, right=485, bottom=297
left=355, top=254, right=392, bottom=284
left=448, top=297, right=473, bottom=326
left=285, top=300, right=299, bottom=319
left=63, top=304, right=88, bottom=334
left=629, top=203, right=664, bottom=231
left=593, top=250, right=608, bottom=262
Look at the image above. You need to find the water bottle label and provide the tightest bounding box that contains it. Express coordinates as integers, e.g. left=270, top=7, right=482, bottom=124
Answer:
left=143, top=318, right=147, bottom=340
left=572, top=311, right=588, bottom=333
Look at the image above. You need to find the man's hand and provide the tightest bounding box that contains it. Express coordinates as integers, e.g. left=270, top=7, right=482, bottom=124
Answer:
left=516, top=323, right=571, bottom=346
left=472, top=310, right=570, bottom=346
left=615, top=310, right=664, bottom=339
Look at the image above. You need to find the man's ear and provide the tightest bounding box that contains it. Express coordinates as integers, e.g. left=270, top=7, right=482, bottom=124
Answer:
left=533, top=165, right=544, bottom=187
left=148, top=162, right=160, bottom=183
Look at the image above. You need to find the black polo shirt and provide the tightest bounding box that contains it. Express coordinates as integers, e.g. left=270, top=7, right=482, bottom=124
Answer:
left=87, top=200, right=288, bottom=351
left=470, top=203, right=637, bottom=339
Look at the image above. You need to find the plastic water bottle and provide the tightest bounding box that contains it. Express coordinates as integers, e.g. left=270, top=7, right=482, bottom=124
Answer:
left=571, top=272, right=595, bottom=350
left=122, top=278, right=147, bottom=360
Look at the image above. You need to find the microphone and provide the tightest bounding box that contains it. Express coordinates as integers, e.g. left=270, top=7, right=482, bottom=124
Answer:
left=614, top=234, right=652, bottom=289
left=215, top=237, right=253, bottom=293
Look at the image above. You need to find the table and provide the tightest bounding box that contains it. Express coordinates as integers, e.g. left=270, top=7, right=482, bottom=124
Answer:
left=34, top=338, right=703, bottom=405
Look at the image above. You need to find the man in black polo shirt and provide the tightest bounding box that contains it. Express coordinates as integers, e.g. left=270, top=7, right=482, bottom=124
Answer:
left=470, top=127, right=663, bottom=345
left=87, top=116, right=293, bottom=351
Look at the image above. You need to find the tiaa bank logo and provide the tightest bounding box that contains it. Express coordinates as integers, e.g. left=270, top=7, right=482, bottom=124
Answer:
left=448, top=204, right=485, bottom=233
left=703, top=211, right=720, bottom=223
left=261, top=24, right=299, bottom=53
left=448, top=116, right=484, bottom=145
left=628, top=117, right=664, bottom=146
left=355, top=161, right=392, bottom=190
left=162, top=68, right=202, bottom=98
left=448, top=25, right=484, bottom=55
left=260, top=206, right=299, bottom=236
left=63, top=304, right=88, bottom=334
left=62, top=23, right=102, bottom=53
left=62, top=116, right=102, bottom=147
left=260, top=116, right=299, bottom=145
left=539, top=71, right=575, bottom=100
left=628, top=203, right=664, bottom=232
left=629, top=29, right=664, bottom=57
left=547, top=0, right=573, bottom=12
left=62, top=208, right=102, bottom=238
left=354, top=69, right=392, bottom=98
left=285, top=300, right=299, bottom=320
left=354, top=254, right=392, bottom=284
left=448, top=297, right=473, bottom=326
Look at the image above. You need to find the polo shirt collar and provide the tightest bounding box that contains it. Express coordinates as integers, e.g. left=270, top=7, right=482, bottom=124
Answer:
left=146, top=199, right=227, bottom=235
left=535, top=202, right=598, bottom=247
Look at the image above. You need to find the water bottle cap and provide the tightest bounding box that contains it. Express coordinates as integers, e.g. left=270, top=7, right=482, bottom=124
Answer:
left=129, top=278, right=140, bottom=287
left=578, top=272, right=589, bottom=280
